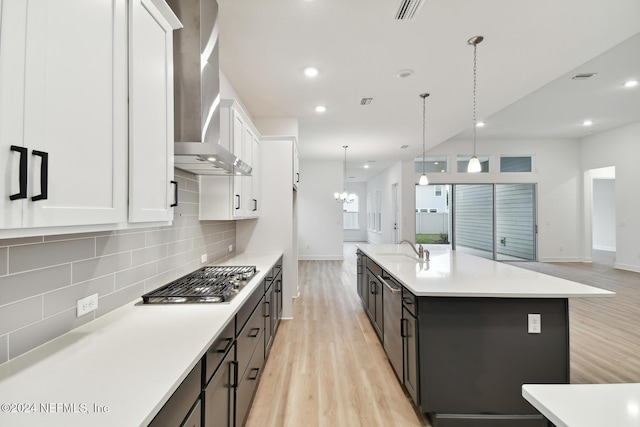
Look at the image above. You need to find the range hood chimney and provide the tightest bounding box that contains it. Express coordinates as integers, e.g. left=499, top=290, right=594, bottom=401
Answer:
left=167, top=0, right=252, bottom=176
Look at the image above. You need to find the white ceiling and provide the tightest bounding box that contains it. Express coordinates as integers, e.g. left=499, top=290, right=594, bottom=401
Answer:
left=218, top=0, right=640, bottom=181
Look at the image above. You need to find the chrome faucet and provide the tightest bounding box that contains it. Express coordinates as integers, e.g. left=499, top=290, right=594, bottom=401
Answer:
left=399, top=240, right=429, bottom=261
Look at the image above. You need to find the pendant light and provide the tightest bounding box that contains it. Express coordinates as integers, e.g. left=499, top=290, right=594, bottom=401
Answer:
left=334, top=145, right=356, bottom=203
left=419, top=93, right=430, bottom=185
left=467, top=35, right=483, bottom=173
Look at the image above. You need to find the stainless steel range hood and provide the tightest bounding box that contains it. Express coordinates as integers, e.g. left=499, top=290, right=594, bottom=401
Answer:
left=168, top=0, right=252, bottom=176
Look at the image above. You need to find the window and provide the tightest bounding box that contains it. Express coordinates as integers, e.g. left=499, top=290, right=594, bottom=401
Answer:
left=434, top=185, right=443, bottom=197
left=414, top=157, right=448, bottom=174
left=500, top=156, right=532, bottom=172
left=343, top=196, right=359, bottom=229
left=457, top=155, right=489, bottom=173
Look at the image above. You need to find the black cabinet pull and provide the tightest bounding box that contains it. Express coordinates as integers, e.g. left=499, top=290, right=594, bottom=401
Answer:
left=231, top=361, right=238, bottom=388
left=216, top=337, right=233, bottom=354
left=10, top=145, right=28, bottom=200
left=400, top=318, right=407, bottom=338
left=31, top=150, right=48, bottom=201
left=276, top=279, right=282, bottom=293
left=235, top=194, right=240, bottom=210
left=264, top=301, right=270, bottom=318
left=248, top=367, right=260, bottom=381
left=296, top=172, right=300, bottom=183
left=253, top=198, right=257, bottom=211
left=170, top=180, right=178, bottom=207
left=248, top=327, right=260, bottom=338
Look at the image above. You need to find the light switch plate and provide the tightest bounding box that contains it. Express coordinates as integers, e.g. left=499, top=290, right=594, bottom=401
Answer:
left=528, top=313, right=541, bottom=334
left=77, top=294, right=99, bottom=317
left=201, top=254, right=207, bottom=263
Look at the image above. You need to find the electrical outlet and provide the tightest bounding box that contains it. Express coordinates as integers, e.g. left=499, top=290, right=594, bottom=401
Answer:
left=228, top=244, right=233, bottom=253
left=77, top=294, right=99, bottom=317
left=528, top=313, right=541, bottom=334
left=201, top=253, right=207, bottom=263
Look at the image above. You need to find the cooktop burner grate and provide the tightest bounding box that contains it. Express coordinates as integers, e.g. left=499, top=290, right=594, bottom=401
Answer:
left=141, top=266, right=257, bottom=304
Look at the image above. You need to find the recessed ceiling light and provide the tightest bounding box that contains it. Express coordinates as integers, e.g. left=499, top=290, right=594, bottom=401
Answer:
left=434, top=162, right=439, bottom=165
left=315, top=105, right=327, bottom=113
left=207, top=157, right=216, bottom=162
left=476, top=121, right=485, bottom=127
left=304, top=67, right=319, bottom=77
left=624, top=80, right=638, bottom=88
left=583, top=120, right=593, bottom=126
left=396, top=69, right=414, bottom=79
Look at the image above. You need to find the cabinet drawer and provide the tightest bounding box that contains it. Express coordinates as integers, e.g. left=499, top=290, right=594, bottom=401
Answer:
left=236, top=332, right=265, bottom=427
left=236, top=283, right=264, bottom=333
left=366, top=258, right=383, bottom=277
left=237, top=296, right=265, bottom=381
left=149, top=360, right=202, bottom=427
left=205, top=319, right=235, bottom=384
left=402, top=288, right=417, bottom=316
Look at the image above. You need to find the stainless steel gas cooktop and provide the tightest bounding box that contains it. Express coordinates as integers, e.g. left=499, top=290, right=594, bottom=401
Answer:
left=141, top=266, right=257, bottom=304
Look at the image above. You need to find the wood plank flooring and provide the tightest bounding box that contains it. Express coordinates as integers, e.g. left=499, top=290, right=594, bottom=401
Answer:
left=246, top=245, right=640, bottom=426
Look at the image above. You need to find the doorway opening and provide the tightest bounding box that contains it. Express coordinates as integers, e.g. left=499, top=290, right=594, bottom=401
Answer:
left=585, top=166, right=616, bottom=267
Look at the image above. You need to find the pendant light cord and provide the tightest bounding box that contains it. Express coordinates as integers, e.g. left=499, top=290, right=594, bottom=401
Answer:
left=472, top=41, right=478, bottom=156
left=422, top=95, right=426, bottom=175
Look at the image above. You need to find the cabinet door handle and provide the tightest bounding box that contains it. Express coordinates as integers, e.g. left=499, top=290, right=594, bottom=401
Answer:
left=296, top=172, right=300, bottom=183
left=10, top=145, right=28, bottom=200
left=235, top=194, right=240, bottom=210
left=378, top=274, right=401, bottom=294
left=231, top=361, right=238, bottom=388
left=216, top=337, right=234, bottom=354
left=248, top=327, right=261, bottom=338
left=264, top=301, right=270, bottom=318
left=31, top=150, right=48, bottom=201
left=401, top=318, right=407, bottom=338
left=170, top=180, right=178, bottom=207
left=276, top=279, right=282, bottom=293
left=248, top=367, right=260, bottom=381
left=253, top=198, right=258, bottom=211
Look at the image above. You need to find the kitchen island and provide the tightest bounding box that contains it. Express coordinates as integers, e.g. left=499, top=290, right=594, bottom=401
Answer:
left=357, top=244, right=614, bottom=427
left=0, top=251, right=282, bottom=427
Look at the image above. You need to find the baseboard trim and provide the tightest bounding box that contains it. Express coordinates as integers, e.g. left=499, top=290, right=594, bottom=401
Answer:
left=614, top=262, right=640, bottom=273
left=298, top=255, right=344, bottom=261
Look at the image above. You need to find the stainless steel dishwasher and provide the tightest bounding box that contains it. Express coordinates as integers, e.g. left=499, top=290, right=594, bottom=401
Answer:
left=381, top=273, right=403, bottom=383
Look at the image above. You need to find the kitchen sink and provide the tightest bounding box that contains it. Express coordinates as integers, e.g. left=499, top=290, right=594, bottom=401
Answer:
left=376, top=253, right=427, bottom=263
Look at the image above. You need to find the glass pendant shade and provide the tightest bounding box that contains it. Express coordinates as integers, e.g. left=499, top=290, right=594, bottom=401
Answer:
left=467, top=156, right=481, bottom=173
left=419, top=173, right=429, bottom=185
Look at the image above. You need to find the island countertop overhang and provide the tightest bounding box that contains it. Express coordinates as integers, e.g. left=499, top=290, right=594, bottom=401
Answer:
left=357, top=244, right=614, bottom=298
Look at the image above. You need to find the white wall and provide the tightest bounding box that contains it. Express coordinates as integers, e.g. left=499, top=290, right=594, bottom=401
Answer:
left=297, top=160, right=344, bottom=260
left=592, top=179, right=616, bottom=251
left=366, top=162, right=403, bottom=245
left=581, top=121, right=640, bottom=272
left=343, top=182, right=367, bottom=242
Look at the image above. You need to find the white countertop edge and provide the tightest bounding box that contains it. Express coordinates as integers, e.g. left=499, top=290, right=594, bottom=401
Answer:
left=521, top=385, right=568, bottom=427
left=357, top=244, right=614, bottom=298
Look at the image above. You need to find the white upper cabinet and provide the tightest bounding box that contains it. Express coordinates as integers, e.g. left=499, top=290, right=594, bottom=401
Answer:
left=1, top=0, right=128, bottom=230
left=200, top=99, right=261, bottom=220
left=293, top=142, right=300, bottom=190
left=128, top=0, right=182, bottom=223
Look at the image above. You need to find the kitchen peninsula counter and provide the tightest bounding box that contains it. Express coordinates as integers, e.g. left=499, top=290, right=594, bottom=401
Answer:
left=0, top=251, right=282, bottom=427
left=356, top=244, right=613, bottom=427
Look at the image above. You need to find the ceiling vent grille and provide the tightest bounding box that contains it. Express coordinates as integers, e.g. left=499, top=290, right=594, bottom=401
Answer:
left=571, top=73, right=597, bottom=80
left=395, top=0, right=426, bottom=20
left=360, top=97, right=374, bottom=106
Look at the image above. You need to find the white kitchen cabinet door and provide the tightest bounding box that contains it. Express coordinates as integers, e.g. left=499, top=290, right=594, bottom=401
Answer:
left=292, top=142, right=300, bottom=190
left=249, top=134, right=261, bottom=217
left=0, top=0, right=28, bottom=229
left=128, top=0, right=181, bottom=223
left=3, top=0, right=129, bottom=229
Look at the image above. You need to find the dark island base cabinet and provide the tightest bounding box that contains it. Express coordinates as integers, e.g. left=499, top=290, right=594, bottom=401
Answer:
left=361, top=257, right=383, bottom=340
left=148, top=360, right=203, bottom=427
left=418, top=297, right=568, bottom=427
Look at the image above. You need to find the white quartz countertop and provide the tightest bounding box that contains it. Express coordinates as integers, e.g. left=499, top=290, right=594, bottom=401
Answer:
left=522, top=383, right=640, bottom=427
left=357, top=244, right=614, bottom=298
left=0, top=251, right=282, bottom=427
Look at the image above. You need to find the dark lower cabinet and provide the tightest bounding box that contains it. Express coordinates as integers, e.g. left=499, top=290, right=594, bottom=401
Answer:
left=402, top=306, right=419, bottom=407
left=148, top=360, right=202, bottom=427
left=203, top=349, right=235, bottom=427
left=365, top=265, right=383, bottom=339
left=273, top=265, right=283, bottom=333
left=264, top=280, right=274, bottom=357
left=235, top=331, right=265, bottom=427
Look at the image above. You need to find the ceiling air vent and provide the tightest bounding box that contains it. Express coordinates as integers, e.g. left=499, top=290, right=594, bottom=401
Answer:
left=395, top=0, right=426, bottom=20
left=571, top=73, right=597, bottom=80
left=360, top=97, right=374, bottom=106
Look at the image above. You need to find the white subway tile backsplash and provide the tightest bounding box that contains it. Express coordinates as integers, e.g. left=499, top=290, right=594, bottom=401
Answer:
left=0, top=170, right=236, bottom=364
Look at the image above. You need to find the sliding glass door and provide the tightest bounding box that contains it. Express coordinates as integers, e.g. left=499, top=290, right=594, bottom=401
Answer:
left=418, top=184, right=536, bottom=261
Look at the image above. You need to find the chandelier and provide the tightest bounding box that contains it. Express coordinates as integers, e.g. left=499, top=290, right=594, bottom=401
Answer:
left=334, top=145, right=356, bottom=203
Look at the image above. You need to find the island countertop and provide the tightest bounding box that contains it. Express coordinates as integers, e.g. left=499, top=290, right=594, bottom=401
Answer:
left=0, top=251, right=282, bottom=427
left=357, top=244, right=614, bottom=298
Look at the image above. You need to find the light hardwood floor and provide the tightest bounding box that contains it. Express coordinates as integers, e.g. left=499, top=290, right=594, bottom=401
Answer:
left=246, top=245, right=640, bottom=426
